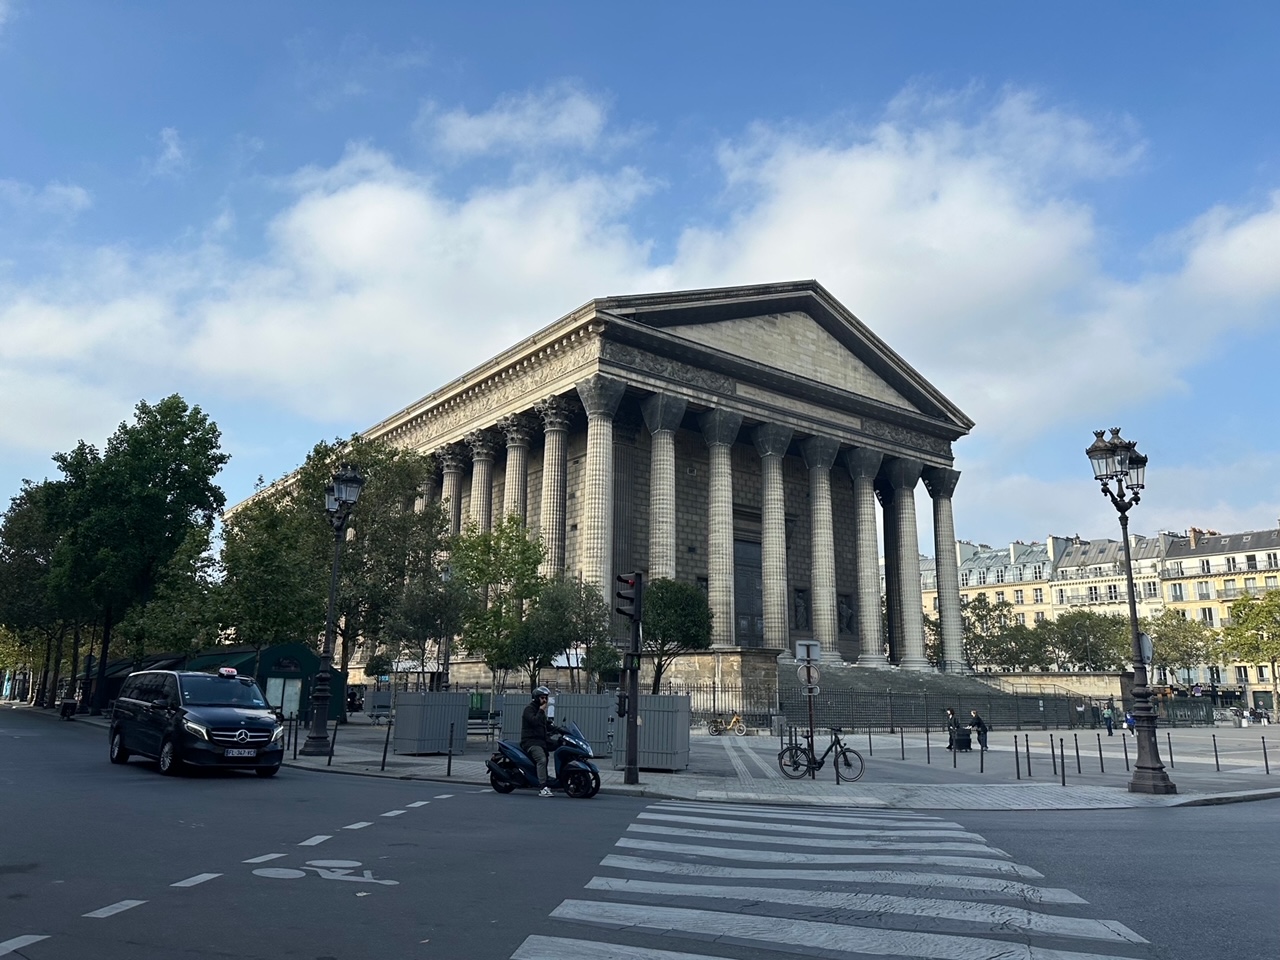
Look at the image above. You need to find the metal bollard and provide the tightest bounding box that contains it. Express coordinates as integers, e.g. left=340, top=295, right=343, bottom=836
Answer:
left=1074, top=733, right=1081, bottom=775
left=900, top=728, right=905, bottom=760
left=1122, top=732, right=1129, bottom=771
left=292, top=715, right=300, bottom=761
left=1166, top=732, right=1175, bottom=769
left=1212, top=733, right=1220, bottom=772
left=1050, top=736, right=1057, bottom=775
left=380, top=717, right=393, bottom=772
left=327, top=719, right=337, bottom=767
left=1014, top=736, right=1021, bottom=780
left=952, top=732, right=957, bottom=768
left=1264, top=737, right=1271, bottom=775
left=979, top=742, right=984, bottom=774
left=1024, top=735, right=1032, bottom=777
left=1059, top=737, right=1066, bottom=787
left=925, top=728, right=931, bottom=765
left=1097, top=733, right=1105, bottom=774
left=868, top=729, right=873, bottom=757
left=447, top=721, right=455, bottom=777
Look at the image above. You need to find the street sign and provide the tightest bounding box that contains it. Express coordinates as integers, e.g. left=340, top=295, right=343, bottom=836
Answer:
left=797, top=664, right=821, bottom=685
left=802, top=684, right=821, bottom=697
left=794, top=640, right=821, bottom=663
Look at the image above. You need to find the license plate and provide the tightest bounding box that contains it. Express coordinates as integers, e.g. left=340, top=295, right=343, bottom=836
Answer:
left=224, top=748, right=256, bottom=758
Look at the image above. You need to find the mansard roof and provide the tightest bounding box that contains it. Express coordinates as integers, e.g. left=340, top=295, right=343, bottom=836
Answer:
left=1165, top=527, right=1280, bottom=559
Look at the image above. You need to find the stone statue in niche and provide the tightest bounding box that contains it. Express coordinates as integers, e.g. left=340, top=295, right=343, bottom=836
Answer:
left=792, top=589, right=810, bottom=631
left=837, top=594, right=854, bottom=634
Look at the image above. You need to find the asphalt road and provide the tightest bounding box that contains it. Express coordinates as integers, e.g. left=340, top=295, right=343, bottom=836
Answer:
left=3, top=706, right=1276, bottom=960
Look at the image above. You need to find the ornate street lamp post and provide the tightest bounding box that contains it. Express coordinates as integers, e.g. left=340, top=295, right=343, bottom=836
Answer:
left=300, top=463, right=365, bottom=756
left=1085, top=428, right=1176, bottom=794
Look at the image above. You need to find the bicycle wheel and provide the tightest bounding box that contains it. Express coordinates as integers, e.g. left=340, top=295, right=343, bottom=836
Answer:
left=777, top=745, right=812, bottom=779
left=707, top=718, right=725, bottom=736
left=732, top=720, right=747, bottom=736
left=835, top=746, right=865, bottom=783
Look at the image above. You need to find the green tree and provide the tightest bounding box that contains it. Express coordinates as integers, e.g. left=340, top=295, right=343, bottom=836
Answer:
left=521, top=576, right=611, bottom=692
left=959, top=593, right=1015, bottom=667
left=1043, top=610, right=1130, bottom=671
left=115, top=527, right=222, bottom=662
left=1143, top=608, right=1214, bottom=687
left=641, top=578, right=713, bottom=693
left=1222, top=591, right=1280, bottom=707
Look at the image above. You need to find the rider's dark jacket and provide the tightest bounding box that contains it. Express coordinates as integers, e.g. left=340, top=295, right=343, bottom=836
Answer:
left=521, top=701, right=557, bottom=752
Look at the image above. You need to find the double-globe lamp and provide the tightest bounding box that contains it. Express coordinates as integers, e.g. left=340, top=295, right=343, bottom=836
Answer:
left=1085, top=428, right=1176, bottom=794
left=300, top=463, right=365, bottom=757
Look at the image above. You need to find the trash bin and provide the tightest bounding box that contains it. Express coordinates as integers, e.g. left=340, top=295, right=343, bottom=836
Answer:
left=953, top=730, right=973, bottom=752
left=59, top=699, right=77, bottom=720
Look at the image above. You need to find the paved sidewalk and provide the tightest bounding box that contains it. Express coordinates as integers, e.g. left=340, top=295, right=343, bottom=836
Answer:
left=21, top=703, right=1280, bottom=810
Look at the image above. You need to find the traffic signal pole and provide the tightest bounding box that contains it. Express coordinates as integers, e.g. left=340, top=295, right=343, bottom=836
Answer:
left=615, top=572, right=644, bottom=786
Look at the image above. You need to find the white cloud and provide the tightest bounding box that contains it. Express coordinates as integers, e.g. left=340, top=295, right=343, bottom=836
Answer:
left=422, top=83, right=610, bottom=157
left=148, top=127, right=190, bottom=178
left=0, top=178, right=92, bottom=216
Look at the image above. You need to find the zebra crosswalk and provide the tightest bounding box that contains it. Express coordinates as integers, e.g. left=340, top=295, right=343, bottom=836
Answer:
left=511, top=800, right=1151, bottom=960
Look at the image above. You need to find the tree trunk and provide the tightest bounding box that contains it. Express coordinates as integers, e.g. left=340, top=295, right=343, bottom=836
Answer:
left=91, top=606, right=114, bottom=715
left=34, top=636, right=53, bottom=707
left=68, top=623, right=81, bottom=708
left=49, top=626, right=67, bottom=706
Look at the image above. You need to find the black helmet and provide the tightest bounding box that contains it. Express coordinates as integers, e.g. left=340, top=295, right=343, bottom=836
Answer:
left=532, top=685, right=550, bottom=700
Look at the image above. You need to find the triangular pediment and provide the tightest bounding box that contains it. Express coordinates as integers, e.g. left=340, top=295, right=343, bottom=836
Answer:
left=665, top=309, right=921, bottom=412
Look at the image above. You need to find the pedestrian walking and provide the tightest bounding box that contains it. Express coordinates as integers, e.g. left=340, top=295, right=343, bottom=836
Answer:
left=968, top=710, right=988, bottom=751
left=1124, top=711, right=1136, bottom=735
left=1102, top=705, right=1114, bottom=736
left=944, top=708, right=960, bottom=751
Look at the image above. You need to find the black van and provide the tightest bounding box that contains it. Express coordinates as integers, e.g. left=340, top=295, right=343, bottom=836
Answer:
left=109, top=667, right=284, bottom=777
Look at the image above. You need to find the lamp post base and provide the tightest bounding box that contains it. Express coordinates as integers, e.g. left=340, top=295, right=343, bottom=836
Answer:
left=1128, top=769, right=1178, bottom=794
left=299, top=735, right=332, bottom=757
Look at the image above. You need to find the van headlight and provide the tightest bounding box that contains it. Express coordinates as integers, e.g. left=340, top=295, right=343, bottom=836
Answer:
left=183, top=719, right=210, bottom=741
left=270, top=724, right=284, bottom=743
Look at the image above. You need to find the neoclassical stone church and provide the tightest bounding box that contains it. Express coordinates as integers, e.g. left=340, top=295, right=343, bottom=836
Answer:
left=365, top=280, right=972, bottom=681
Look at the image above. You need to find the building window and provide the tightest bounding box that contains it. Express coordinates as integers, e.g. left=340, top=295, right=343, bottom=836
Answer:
left=1107, top=584, right=1119, bottom=601
left=1223, top=579, right=1238, bottom=599
left=961, top=593, right=969, bottom=602
left=977, top=570, right=987, bottom=585
left=1156, top=666, right=1169, bottom=684
left=960, top=571, right=970, bottom=587
left=1246, top=554, right=1258, bottom=571
left=1245, top=577, right=1258, bottom=595
left=1056, top=589, right=1065, bottom=604
left=1015, top=613, right=1026, bottom=625
left=995, top=568, right=1005, bottom=583
left=1144, top=581, right=1159, bottom=598
left=995, top=591, right=1005, bottom=603
left=1169, top=583, right=1185, bottom=602
left=1034, top=611, right=1045, bottom=623
left=1268, top=552, right=1279, bottom=569
left=1033, top=563, right=1044, bottom=579
left=1209, top=666, right=1221, bottom=683
left=1235, top=665, right=1250, bottom=683
left=1087, top=586, right=1100, bottom=603
left=1199, top=608, right=1216, bottom=626
left=932, top=597, right=939, bottom=610
left=1014, top=589, right=1024, bottom=604
left=1169, top=561, right=1183, bottom=576
left=1259, top=665, right=1271, bottom=682
left=1174, top=608, right=1187, bottom=619
left=1226, top=557, right=1239, bottom=572
left=1267, top=576, right=1279, bottom=590
left=1033, top=588, right=1044, bottom=604
left=1200, top=558, right=1212, bottom=574
left=1196, top=581, right=1212, bottom=601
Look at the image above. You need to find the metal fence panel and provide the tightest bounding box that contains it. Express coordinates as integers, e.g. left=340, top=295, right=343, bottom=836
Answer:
left=392, top=692, right=469, bottom=755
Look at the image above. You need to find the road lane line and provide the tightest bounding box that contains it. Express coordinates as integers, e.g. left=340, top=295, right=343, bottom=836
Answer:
left=598, top=855, right=1083, bottom=904
left=243, top=854, right=287, bottom=863
left=380, top=810, right=406, bottom=817
left=614, top=838, right=1042, bottom=877
left=626, top=823, right=1009, bottom=856
left=514, top=935, right=723, bottom=959
left=406, top=801, right=430, bottom=807
left=298, top=835, right=332, bottom=846
left=433, top=793, right=454, bottom=798
left=171, top=873, right=221, bottom=887
left=82, top=900, right=147, bottom=918
left=0, top=936, right=50, bottom=955
left=343, top=822, right=373, bottom=830
left=550, top=900, right=1143, bottom=960
left=585, top=878, right=1147, bottom=943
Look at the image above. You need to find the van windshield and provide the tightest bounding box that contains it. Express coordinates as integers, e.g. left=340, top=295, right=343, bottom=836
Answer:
left=180, top=675, right=268, bottom=707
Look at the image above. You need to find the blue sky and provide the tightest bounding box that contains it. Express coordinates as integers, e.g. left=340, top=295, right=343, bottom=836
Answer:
left=2, top=1, right=1278, bottom=551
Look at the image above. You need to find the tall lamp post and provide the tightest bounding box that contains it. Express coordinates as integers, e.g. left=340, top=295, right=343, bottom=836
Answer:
left=1085, top=428, right=1176, bottom=794
left=300, top=463, right=365, bottom=757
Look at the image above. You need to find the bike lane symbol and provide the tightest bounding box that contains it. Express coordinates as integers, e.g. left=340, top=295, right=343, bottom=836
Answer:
left=253, top=859, right=398, bottom=885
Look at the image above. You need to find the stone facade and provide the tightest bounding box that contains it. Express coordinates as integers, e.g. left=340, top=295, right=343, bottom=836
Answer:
left=357, top=281, right=972, bottom=677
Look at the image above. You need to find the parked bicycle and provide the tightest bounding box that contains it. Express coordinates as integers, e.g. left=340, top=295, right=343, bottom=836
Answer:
left=777, top=726, right=864, bottom=781
left=707, top=712, right=747, bottom=736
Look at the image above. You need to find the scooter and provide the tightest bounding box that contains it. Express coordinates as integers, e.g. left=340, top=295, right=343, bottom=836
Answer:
left=485, top=720, right=601, bottom=799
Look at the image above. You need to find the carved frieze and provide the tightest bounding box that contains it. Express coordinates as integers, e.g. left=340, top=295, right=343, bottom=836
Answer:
left=604, top=342, right=735, bottom=395
left=862, top=419, right=950, bottom=456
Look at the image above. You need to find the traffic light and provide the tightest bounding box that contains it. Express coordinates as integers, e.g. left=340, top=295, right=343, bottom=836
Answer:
left=615, top=689, right=628, bottom=718
left=615, top=571, right=644, bottom=620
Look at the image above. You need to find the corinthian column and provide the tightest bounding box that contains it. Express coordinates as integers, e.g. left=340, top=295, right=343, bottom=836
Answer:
left=641, top=393, right=687, bottom=581
left=438, top=444, right=467, bottom=536
left=575, top=376, right=626, bottom=596
left=465, top=431, right=498, bottom=532
left=499, top=414, right=534, bottom=523
left=801, top=436, right=841, bottom=661
left=885, top=457, right=929, bottom=671
left=700, top=408, right=743, bottom=648
left=753, top=424, right=793, bottom=650
left=877, top=477, right=899, bottom=663
left=534, top=396, right=572, bottom=576
left=845, top=448, right=884, bottom=667
left=923, top=466, right=964, bottom=673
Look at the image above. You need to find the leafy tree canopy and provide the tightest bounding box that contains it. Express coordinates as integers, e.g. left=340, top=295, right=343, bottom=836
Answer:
left=641, top=578, right=712, bottom=694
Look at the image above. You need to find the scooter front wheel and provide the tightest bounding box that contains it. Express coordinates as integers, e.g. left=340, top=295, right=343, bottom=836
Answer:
left=489, top=771, right=516, bottom=794
left=564, top=769, right=600, bottom=799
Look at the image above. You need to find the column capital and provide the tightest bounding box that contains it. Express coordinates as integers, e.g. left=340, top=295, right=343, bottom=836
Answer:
left=843, top=447, right=883, bottom=480
left=438, top=443, right=468, bottom=474
left=534, top=394, right=574, bottom=432
left=883, top=457, right=923, bottom=491
left=497, top=413, right=535, bottom=448
left=575, top=375, right=626, bottom=420
left=640, top=392, right=687, bottom=434
left=465, top=430, right=499, bottom=462
left=800, top=435, right=840, bottom=471
left=752, top=423, right=794, bottom=459
left=922, top=466, right=961, bottom=500
left=699, top=408, right=743, bottom=447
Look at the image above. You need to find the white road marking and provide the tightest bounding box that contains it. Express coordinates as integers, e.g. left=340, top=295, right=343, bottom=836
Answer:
left=614, top=837, right=1042, bottom=877
left=638, top=812, right=983, bottom=840
left=243, top=853, right=287, bottom=863
left=599, top=855, right=1084, bottom=904
left=298, top=835, right=332, bottom=846
left=170, top=873, right=221, bottom=887
left=343, top=822, right=373, bottom=830
left=380, top=810, right=406, bottom=817
left=627, top=822, right=1009, bottom=856
left=433, top=793, right=454, bottom=798
left=406, top=801, right=430, bottom=807
left=585, top=878, right=1148, bottom=943
left=0, top=936, right=50, bottom=955
left=719, top=737, right=753, bottom=783
left=550, top=900, right=1139, bottom=960
left=653, top=801, right=938, bottom=822
left=82, top=900, right=147, bottom=918
left=513, top=935, right=722, bottom=959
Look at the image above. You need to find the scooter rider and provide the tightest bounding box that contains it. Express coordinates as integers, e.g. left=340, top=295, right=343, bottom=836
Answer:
left=521, top=686, right=564, bottom=797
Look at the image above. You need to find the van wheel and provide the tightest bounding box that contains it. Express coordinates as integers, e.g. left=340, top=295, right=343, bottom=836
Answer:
left=158, top=739, right=182, bottom=776
left=109, top=730, right=130, bottom=764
